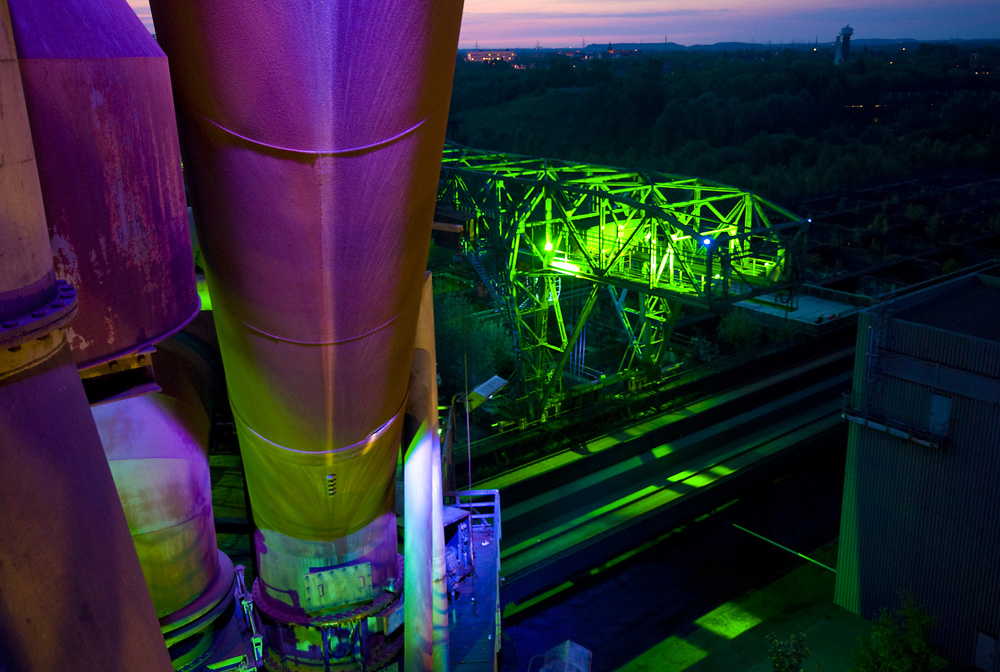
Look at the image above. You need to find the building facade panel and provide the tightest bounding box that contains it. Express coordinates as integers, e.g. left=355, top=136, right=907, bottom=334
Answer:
left=838, top=274, right=1000, bottom=670
left=891, top=319, right=1000, bottom=379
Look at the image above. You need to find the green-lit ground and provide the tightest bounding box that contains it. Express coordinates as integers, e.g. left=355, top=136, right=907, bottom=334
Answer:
left=497, top=441, right=869, bottom=672
left=210, top=448, right=870, bottom=672
left=611, top=543, right=869, bottom=672
left=205, top=361, right=867, bottom=672
left=209, top=448, right=870, bottom=672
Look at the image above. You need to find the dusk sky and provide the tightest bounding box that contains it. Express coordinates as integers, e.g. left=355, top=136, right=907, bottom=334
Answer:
left=129, top=0, right=996, bottom=49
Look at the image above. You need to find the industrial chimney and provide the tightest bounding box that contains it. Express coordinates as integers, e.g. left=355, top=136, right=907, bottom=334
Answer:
left=147, top=1, right=465, bottom=668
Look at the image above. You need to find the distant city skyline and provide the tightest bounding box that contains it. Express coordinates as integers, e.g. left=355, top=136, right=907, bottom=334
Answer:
left=128, top=0, right=996, bottom=49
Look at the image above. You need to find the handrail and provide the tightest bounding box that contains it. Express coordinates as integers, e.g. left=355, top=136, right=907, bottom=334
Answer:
left=445, top=489, right=501, bottom=542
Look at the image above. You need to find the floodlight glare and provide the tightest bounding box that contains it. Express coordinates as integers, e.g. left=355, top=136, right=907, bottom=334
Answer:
left=551, top=260, right=581, bottom=273
left=703, top=237, right=712, bottom=246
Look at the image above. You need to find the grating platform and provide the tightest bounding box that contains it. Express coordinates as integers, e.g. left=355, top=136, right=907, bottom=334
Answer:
left=448, top=491, right=501, bottom=672
left=737, top=288, right=868, bottom=335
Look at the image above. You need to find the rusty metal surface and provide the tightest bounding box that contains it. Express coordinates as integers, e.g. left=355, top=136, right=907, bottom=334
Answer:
left=149, top=0, right=464, bottom=625
left=0, top=345, right=174, bottom=672
left=92, top=392, right=220, bottom=619
left=0, top=4, right=172, bottom=669
left=9, top=0, right=198, bottom=368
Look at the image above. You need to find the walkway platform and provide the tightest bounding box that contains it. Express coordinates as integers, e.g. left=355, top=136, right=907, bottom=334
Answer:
left=448, top=491, right=502, bottom=672
left=737, top=285, right=871, bottom=335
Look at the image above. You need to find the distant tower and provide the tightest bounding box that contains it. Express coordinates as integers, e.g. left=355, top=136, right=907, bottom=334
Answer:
left=835, top=24, right=854, bottom=64
left=841, top=24, right=853, bottom=59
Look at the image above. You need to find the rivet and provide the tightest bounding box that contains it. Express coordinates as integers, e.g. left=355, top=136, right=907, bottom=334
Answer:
left=31, top=311, right=45, bottom=318
left=1, top=322, right=16, bottom=328
left=50, top=302, right=63, bottom=309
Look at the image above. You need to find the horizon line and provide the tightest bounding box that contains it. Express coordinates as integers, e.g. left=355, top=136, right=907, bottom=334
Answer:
left=458, top=35, right=999, bottom=50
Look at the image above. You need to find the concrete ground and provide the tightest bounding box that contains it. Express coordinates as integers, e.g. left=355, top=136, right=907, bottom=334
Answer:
left=499, top=445, right=871, bottom=672
left=612, top=543, right=870, bottom=672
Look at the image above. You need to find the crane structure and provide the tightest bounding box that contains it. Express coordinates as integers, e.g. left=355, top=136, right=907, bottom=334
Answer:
left=438, top=145, right=808, bottom=418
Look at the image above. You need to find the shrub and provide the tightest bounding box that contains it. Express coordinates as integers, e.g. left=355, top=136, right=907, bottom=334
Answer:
left=850, top=594, right=947, bottom=672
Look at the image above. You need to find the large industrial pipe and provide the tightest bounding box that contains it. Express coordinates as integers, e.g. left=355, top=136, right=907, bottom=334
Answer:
left=91, top=391, right=228, bottom=620
left=6, top=2, right=238, bottom=665
left=403, top=275, right=435, bottom=670
left=0, top=3, right=50, bottom=324
left=148, top=1, right=464, bottom=668
left=0, top=1, right=172, bottom=669
left=402, top=274, right=450, bottom=672
left=404, top=424, right=434, bottom=672
left=8, top=0, right=198, bottom=369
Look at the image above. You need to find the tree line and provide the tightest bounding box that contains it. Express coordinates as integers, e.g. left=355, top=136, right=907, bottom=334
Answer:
left=448, top=43, right=1000, bottom=202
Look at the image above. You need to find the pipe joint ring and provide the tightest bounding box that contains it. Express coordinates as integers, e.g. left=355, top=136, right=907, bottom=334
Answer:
left=0, top=279, right=78, bottom=348
left=0, top=280, right=79, bottom=379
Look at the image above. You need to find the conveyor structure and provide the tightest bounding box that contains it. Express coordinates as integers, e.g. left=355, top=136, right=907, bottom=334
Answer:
left=438, top=147, right=808, bottom=417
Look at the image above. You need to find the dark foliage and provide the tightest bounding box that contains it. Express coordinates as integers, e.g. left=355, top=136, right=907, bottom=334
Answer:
left=432, top=292, right=514, bottom=399
left=448, top=45, right=1000, bottom=201
left=849, top=594, right=947, bottom=672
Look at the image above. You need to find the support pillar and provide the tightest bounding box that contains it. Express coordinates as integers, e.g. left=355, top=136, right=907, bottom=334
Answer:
left=0, top=3, right=172, bottom=668
left=403, top=274, right=449, bottom=672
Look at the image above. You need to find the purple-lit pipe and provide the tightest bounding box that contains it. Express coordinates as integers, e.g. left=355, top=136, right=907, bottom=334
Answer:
left=0, top=1, right=50, bottom=320
left=0, top=350, right=176, bottom=672
left=8, top=0, right=198, bottom=368
left=6, top=2, right=233, bottom=663
left=148, top=0, right=464, bottom=666
left=403, top=274, right=449, bottom=672
left=91, top=392, right=225, bottom=619
left=0, top=2, right=172, bottom=669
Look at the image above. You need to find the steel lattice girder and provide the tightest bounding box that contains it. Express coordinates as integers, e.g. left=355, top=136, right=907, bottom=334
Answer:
left=438, top=146, right=807, bottom=411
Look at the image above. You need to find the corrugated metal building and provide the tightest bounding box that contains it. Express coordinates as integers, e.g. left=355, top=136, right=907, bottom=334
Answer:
left=837, top=273, right=1000, bottom=670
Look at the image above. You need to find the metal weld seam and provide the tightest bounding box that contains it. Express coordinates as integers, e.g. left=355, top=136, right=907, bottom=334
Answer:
left=197, top=113, right=428, bottom=157
left=231, top=402, right=404, bottom=455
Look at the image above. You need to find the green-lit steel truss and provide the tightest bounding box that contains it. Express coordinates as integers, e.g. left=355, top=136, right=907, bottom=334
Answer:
left=438, top=145, right=807, bottom=418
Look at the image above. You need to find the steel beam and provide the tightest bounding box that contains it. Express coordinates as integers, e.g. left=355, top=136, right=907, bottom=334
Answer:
left=438, top=146, right=807, bottom=417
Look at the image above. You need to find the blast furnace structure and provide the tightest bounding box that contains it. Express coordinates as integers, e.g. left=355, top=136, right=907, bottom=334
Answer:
left=0, top=0, right=484, bottom=671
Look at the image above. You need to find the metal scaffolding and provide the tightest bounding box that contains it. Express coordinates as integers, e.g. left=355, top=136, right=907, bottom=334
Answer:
left=438, top=145, right=808, bottom=418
